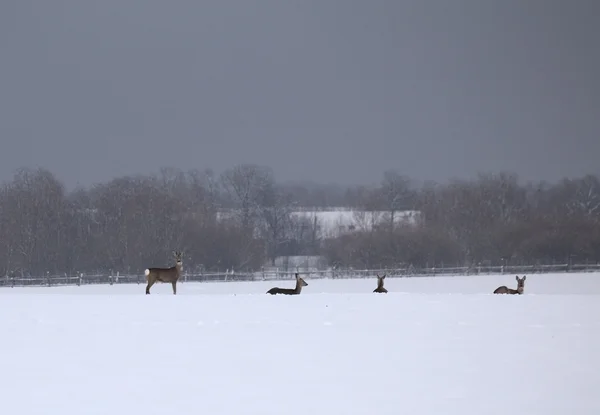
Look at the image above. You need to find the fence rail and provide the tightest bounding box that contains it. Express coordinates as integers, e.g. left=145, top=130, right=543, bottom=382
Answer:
left=2, top=263, right=600, bottom=288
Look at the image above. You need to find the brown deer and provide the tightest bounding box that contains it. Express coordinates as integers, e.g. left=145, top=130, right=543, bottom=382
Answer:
left=373, top=274, right=388, bottom=293
left=145, top=251, right=183, bottom=295
left=493, top=275, right=526, bottom=295
left=266, top=273, right=308, bottom=295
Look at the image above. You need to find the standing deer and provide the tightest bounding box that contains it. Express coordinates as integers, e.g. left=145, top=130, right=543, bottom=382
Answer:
left=145, top=251, right=183, bottom=295
left=373, top=274, right=388, bottom=293
left=267, top=273, right=308, bottom=295
left=493, top=275, right=526, bottom=295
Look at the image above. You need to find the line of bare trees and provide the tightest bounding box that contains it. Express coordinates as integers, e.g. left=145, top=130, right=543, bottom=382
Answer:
left=1, top=165, right=599, bottom=277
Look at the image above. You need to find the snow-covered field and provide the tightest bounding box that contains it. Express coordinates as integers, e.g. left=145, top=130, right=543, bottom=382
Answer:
left=1, top=272, right=599, bottom=415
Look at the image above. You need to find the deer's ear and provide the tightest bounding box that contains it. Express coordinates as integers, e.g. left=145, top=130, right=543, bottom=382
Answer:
left=522, top=275, right=526, bottom=281
left=515, top=275, right=519, bottom=281
left=382, top=274, right=386, bottom=279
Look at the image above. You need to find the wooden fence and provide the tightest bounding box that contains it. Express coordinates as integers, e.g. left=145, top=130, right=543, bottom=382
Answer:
left=2, top=262, right=599, bottom=288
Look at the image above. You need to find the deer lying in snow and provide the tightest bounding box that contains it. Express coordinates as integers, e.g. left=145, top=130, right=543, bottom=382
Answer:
left=145, top=251, right=183, bottom=295
left=493, top=275, right=526, bottom=295
left=373, top=274, right=388, bottom=293
left=267, top=273, right=308, bottom=295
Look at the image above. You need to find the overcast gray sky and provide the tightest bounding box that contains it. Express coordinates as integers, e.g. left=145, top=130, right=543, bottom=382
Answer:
left=1, top=0, right=598, bottom=189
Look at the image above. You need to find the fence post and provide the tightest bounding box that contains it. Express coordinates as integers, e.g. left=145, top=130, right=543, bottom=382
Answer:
left=109, top=274, right=113, bottom=285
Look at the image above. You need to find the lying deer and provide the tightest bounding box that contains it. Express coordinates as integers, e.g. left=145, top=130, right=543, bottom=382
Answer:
left=373, top=274, right=388, bottom=293
left=493, top=275, right=526, bottom=295
left=266, top=273, right=308, bottom=295
left=145, top=251, right=183, bottom=295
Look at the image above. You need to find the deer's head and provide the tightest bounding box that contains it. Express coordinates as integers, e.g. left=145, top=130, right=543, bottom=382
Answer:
left=173, top=251, right=183, bottom=267
left=376, top=274, right=386, bottom=288
left=516, top=275, right=526, bottom=293
left=295, top=273, right=308, bottom=287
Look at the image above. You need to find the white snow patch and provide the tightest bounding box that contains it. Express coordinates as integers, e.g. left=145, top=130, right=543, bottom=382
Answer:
left=1, top=272, right=599, bottom=414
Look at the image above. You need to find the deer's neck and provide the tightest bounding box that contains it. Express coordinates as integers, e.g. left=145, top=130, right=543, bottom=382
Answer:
left=294, top=281, right=303, bottom=294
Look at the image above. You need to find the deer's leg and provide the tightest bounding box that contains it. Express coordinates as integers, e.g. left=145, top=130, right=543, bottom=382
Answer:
left=171, top=281, right=177, bottom=295
left=146, top=278, right=156, bottom=295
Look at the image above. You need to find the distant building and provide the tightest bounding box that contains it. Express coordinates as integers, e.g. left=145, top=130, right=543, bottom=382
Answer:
left=216, top=207, right=422, bottom=239
left=290, top=207, right=421, bottom=239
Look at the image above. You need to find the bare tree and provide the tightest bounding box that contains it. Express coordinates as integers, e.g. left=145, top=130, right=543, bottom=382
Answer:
left=220, top=164, right=274, bottom=233
left=553, top=175, right=600, bottom=220
left=0, top=168, right=68, bottom=274
left=288, top=212, right=321, bottom=255
left=255, top=183, right=294, bottom=265
left=379, top=170, right=415, bottom=231
left=0, top=163, right=598, bottom=277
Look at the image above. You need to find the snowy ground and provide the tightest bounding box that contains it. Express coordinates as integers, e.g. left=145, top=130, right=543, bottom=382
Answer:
left=1, top=272, right=599, bottom=415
